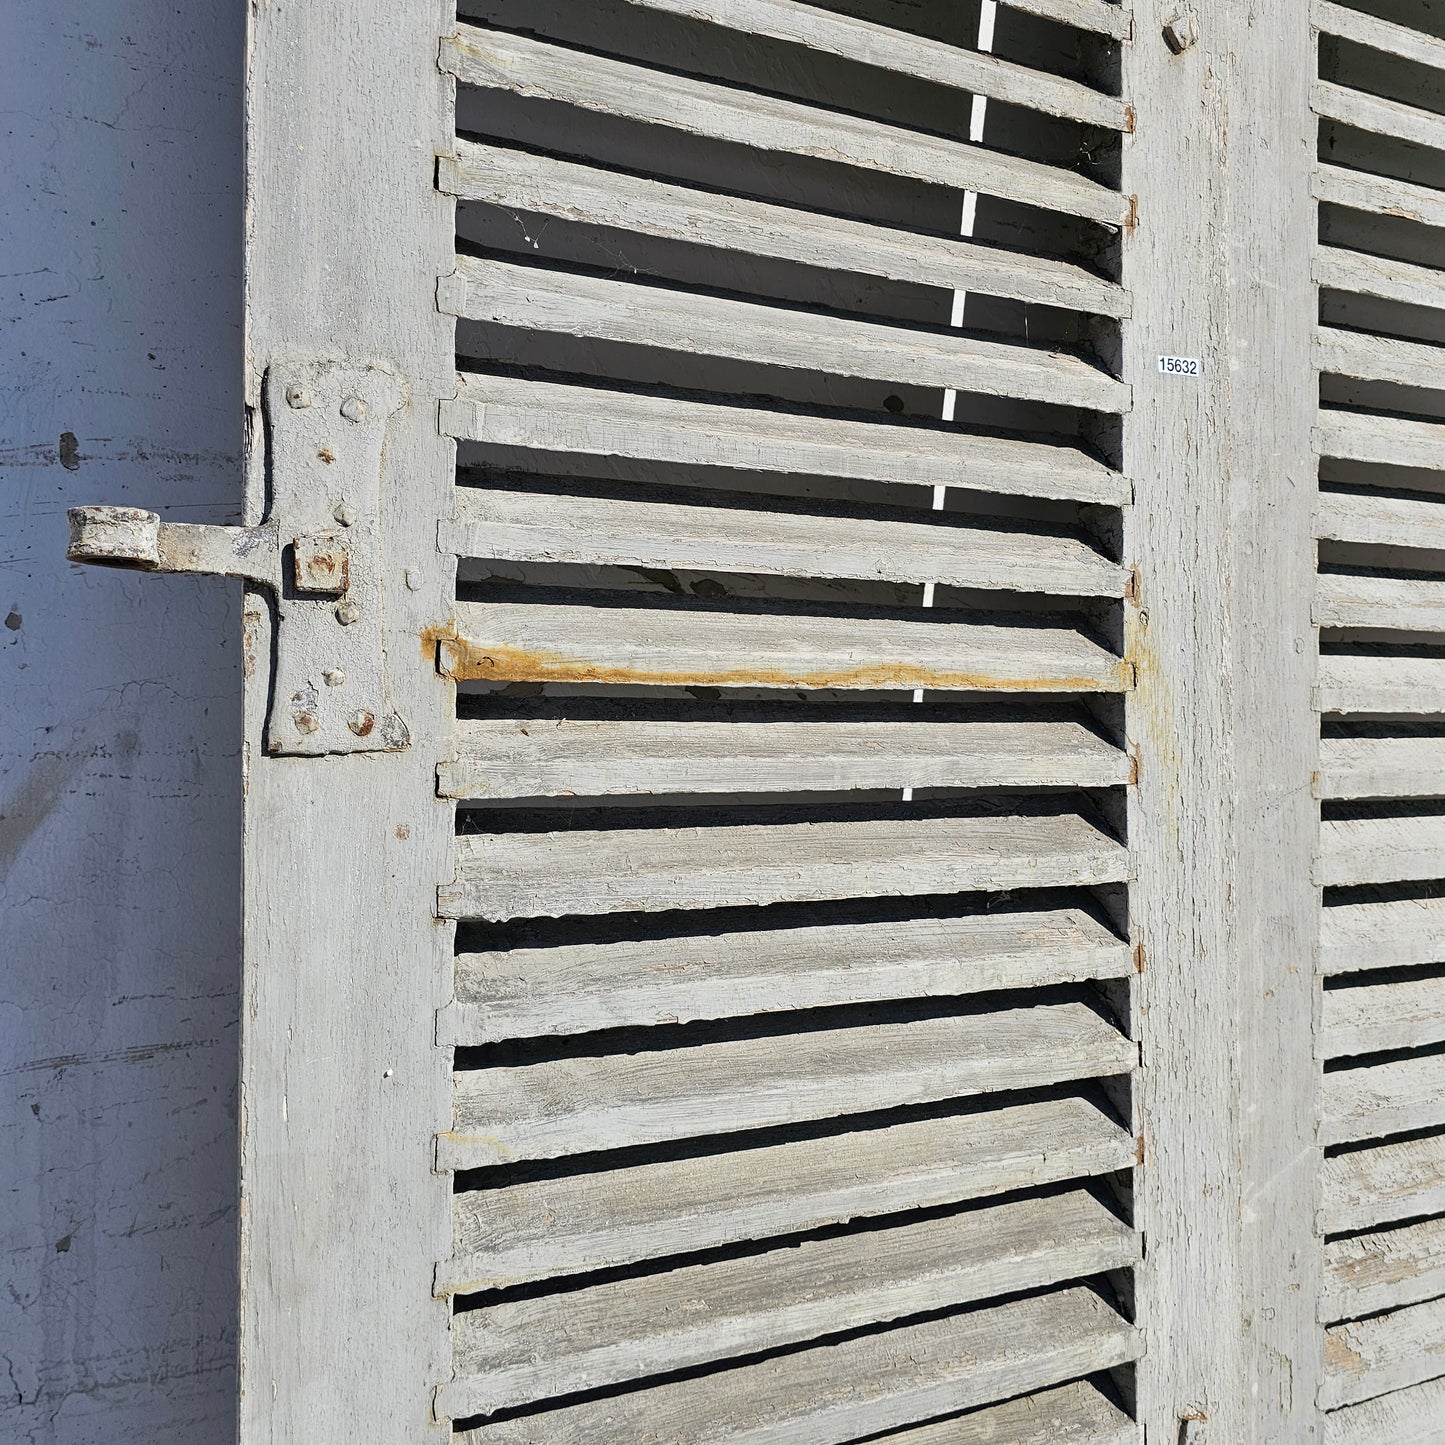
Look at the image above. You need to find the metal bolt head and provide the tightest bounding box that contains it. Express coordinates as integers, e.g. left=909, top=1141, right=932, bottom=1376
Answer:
left=340, top=396, right=368, bottom=423
left=294, top=710, right=320, bottom=735
left=333, top=498, right=356, bottom=527
left=323, top=667, right=346, bottom=687
left=285, top=384, right=314, bottom=409
left=335, top=598, right=363, bottom=626
left=347, top=710, right=375, bottom=737
left=1163, top=10, right=1198, bottom=52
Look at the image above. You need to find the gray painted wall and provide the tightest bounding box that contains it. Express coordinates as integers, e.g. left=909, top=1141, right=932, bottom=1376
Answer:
left=1, top=4, right=244, bottom=1439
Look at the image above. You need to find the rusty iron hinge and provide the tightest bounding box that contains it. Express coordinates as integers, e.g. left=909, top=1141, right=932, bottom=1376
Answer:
left=66, top=360, right=410, bottom=756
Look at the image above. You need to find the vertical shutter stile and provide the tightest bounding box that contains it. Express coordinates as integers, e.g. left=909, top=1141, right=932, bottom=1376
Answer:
left=432, top=0, right=1144, bottom=1436
left=1312, top=1, right=1445, bottom=1436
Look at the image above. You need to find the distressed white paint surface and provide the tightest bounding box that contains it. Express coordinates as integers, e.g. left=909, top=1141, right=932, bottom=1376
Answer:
left=1323, top=1132, right=1445, bottom=1234
left=0, top=5, right=244, bottom=1440
left=441, top=1095, right=1134, bottom=1292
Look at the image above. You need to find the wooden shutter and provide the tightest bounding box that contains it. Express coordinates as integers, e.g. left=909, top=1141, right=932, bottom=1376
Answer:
left=60, top=0, right=1369, bottom=1439
left=433, top=1, right=1142, bottom=1438
left=1312, top=4, right=1445, bottom=1436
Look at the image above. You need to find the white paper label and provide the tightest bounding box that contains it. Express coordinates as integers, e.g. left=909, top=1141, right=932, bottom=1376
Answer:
left=1157, top=355, right=1202, bottom=377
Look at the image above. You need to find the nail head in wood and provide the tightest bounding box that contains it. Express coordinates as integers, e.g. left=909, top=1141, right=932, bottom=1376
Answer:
left=1163, top=11, right=1198, bottom=52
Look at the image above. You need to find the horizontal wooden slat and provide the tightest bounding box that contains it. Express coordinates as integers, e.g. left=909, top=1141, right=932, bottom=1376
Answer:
left=443, top=1001, right=1134, bottom=1165
left=1319, top=813, right=1445, bottom=887
left=1325, top=1215, right=1445, bottom=1322
left=443, top=600, right=1129, bottom=696
left=1316, top=655, right=1445, bottom=714
left=1007, top=0, right=1133, bottom=40
left=1325, top=1372, right=1445, bottom=1445
left=452, top=1286, right=1139, bottom=1442
left=880, top=1381, right=1138, bottom=1444
left=1324, top=1132, right=1445, bottom=1233
left=1316, top=245, right=1445, bottom=315
left=444, top=373, right=1129, bottom=506
left=1318, top=326, right=1445, bottom=393
left=1323, top=977, right=1445, bottom=1057
left=442, top=905, right=1131, bottom=1044
left=440, top=802, right=1128, bottom=921
left=1318, top=490, right=1445, bottom=553
left=443, top=255, right=1129, bottom=413
left=443, top=1189, right=1137, bottom=1416
left=1318, top=407, right=1445, bottom=471
left=442, top=27, right=1132, bottom=227
left=1322, top=1293, right=1445, bottom=1410
left=1315, top=79, right=1445, bottom=156
left=623, top=0, right=1129, bottom=128
left=440, top=1094, right=1134, bottom=1292
left=1319, top=736, right=1445, bottom=800
left=441, top=714, right=1129, bottom=802
left=1322, top=1053, right=1445, bottom=1146
left=442, top=143, right=1129, bottom=318
left=1314, top=0, right=1445, bottom=74
left=1317, top=574, right=1445, bottom=632
left=1323, top=897, right=1445, bottom=974
left=447, top=486, right=1123, bottom=597
left=1316, top=164, right=1445, bottom=232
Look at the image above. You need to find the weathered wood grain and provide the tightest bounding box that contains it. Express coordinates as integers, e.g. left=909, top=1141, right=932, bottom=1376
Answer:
left=442, top=905, right=1131, bottom=1043
left=1315, top=164, right=1445, bottom=233
left=1317, top=574, right=1445, bottom=632
left=1318, top=407, right=1445, bottom=471
left=440, top=714, right=1130, bottom=802
left=440, top=803, right=1128, bottom=921
left=1314, top=0, right=1445, bottom=74
left=443, top=1001, right=1135, bottom=1165
left=621, top=0, right=1129, bottom=127
left=1317, top=490, right=1445, bottom=554
left=443, top=255, right=1129, bottom=413
left=878, top=1380, right=1137, bottom=1444
left=1323, top=977, right=1445, bottom=1057
left=1316, top=245, right=1445, bottom=315
left=443, top=600, right=1129, bottom=695
left=1323, top=1131, right=1445, bottom=1233
left=1322, top=1053, right=1445, bottom=1145
left=1317, top=655, right=1445, bottom=714
left=446, top=486, right=1123, bottom=597
left=1315, top=80, right=1445, bottom=156
left=442, top=142, right=1130, bottom=317
left=240, top=0, right=455, bottom=1438
left=1324, top=1372, right=1445, bottom=1444
left=1322, top=1293, right=1445, bottom=1409
left=442, top=1190, right=1138, bottom=1415
left=441, top=26, right=1132, bottom=226
left=1322, top=897, right=1445, bottom=974
left=1317, top=326, right=1445, bottom=393
left=440, top=1094, right=1134, bottom=1292
left=451, top=1286, right=1139, bottom=1441
left=1324, top=1215, right=1445, bottom=1321
left=1318, top=736, right=1445, bottom=800
left=444, top=373, right=1128, bottom=506
left=1319, top=813, right=1445, bottom=887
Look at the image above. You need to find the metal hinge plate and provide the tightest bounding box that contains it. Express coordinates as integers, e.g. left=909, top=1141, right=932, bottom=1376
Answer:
left=67, top=360, right=410, bottom=756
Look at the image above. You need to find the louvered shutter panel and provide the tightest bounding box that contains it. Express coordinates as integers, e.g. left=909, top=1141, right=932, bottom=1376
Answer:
left=1312, top=4, right=1445, bottom=1436
left=62, top=0, right=1407, bottom=1438
left=434, top=1, right=1142, bottom=1438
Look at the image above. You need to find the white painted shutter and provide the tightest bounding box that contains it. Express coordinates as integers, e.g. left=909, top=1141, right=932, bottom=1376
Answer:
left=1312, top=4, right=1445, bottom=1435
left=432, top=0, right=1142, bottom=1437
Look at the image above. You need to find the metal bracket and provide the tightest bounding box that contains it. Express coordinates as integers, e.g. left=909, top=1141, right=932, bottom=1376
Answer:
left=67, top=360, right=410, bottom=756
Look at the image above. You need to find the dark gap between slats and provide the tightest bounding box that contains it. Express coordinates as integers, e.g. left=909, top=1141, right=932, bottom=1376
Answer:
left=1326, top=878, right=1445, bottom=908
left=1320, top=117, right=1445, bottom=194
left=1327, top=1119, right=1445, bottom=1159
left=450, top=1175, right=1132, bottom=1313
left=446, top=1276, right=1125, bottom=1432
left=1326, top=960, right=1445, bottom=990
left=1322, top=796, right=1445, bottom=822
left=450, top=1077, right=1130, bottom=1194
left=1322, top=1036, right=1445, bottom=1072
left=1320, top=33, right=1445, bottom=117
